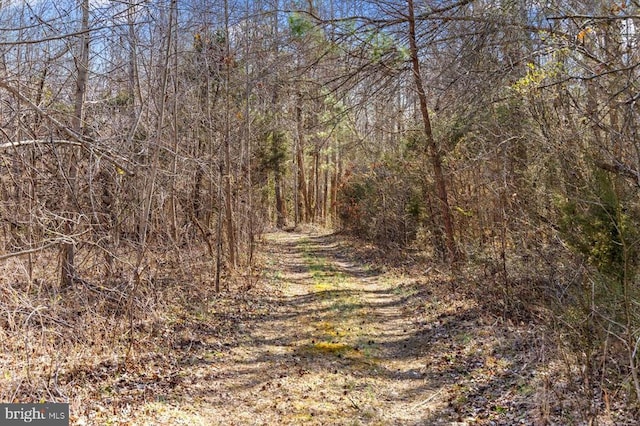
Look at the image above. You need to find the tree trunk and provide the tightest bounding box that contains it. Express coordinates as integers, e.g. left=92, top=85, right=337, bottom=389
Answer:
left=330, top=147, right=338, bottom=227
left=314, top=148, right=320, bottom=222
left=169, top=4, right=180, bottom=242
left=215, top=161, right=224, bottom=293
left=323, top=151, right=329, bottom=225
left=224, top=0, right=237, bottom=268
left=295, top=97, right=311, bottom=223
left=407, top=0, right=459, bottom=262
left=61, top=0, right=90, bottom=287
left=275, top=169, right=286, bottom=228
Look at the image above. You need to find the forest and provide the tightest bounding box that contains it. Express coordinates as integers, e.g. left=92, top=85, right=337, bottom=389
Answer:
left=0, top=0, right=639, bottom=424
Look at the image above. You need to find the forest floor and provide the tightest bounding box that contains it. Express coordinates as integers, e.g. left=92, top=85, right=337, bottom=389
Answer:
left=7, top=230, right=632, bottom=424
left=71, top=230, right=555, bottom=425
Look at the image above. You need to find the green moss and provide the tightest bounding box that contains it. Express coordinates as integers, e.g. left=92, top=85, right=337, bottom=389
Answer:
left=307, top=341, right=353, bottom=354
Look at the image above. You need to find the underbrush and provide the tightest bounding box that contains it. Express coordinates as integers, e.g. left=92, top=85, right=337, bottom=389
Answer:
left=0, top=241, right=261, bottom=422
left=335, top=230, right=640, bottom=424
left=449, top=242, right=639, bottom=424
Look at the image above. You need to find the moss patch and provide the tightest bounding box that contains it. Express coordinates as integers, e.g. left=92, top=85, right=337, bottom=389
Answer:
left=309, top=341, right=353, bottom=354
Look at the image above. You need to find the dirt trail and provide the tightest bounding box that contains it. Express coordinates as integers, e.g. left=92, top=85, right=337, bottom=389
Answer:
left=190, top=231, right=455, bottom=425
left=233, top=232, right=438, bottom=424
left=132, top=231, right=535, bottom=425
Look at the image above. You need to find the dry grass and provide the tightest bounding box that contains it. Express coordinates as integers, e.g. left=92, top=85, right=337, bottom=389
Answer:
left=0, top=241, right=264, bottom=423
left=1, top=231, right=637, bottom=424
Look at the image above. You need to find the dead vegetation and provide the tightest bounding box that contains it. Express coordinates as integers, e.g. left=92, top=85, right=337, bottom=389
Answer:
left=0, top=240, right=265, bottom=423
left=0, top=231, right=638, bottom=425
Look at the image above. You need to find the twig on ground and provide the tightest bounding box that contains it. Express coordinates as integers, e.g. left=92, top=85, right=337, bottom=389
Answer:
left=413, top=387, right=445, bottom=409
left=348, top=395, right=361, bottom=410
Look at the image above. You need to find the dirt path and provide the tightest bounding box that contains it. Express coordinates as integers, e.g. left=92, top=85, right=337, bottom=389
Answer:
left=217, top=232, right=440, bottom=424
left=125, top=231, right=537, bottom=425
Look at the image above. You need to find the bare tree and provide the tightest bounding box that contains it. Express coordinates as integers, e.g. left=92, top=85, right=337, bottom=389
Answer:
left=60, top=0, right=90, bottom=287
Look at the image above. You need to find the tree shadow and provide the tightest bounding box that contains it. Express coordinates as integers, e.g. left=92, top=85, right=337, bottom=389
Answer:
left=94, top=231, right=545, bottom=424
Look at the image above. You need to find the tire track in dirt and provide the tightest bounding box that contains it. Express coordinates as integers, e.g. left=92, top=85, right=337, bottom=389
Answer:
left=87, top=231, right=542, bottom=425
left=189, top=231, right=447, bottom=425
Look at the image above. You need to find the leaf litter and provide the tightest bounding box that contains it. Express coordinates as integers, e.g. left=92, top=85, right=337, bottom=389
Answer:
left=3, top=231, right=623, bottom=424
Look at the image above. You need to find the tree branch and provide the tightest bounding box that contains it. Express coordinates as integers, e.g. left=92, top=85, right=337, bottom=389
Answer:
left=547, top=14, right=639, bottom=21
left=0, top=139, right=81, bottom=150
left=0, top=79, right=135, bottom=176
left=597, top=160, right=640, bottom=187
left=0, top=241, right=59, bottom=261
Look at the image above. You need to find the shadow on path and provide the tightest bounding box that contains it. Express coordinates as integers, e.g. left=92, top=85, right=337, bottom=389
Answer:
left=161, top=231, right=540, bottom=425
